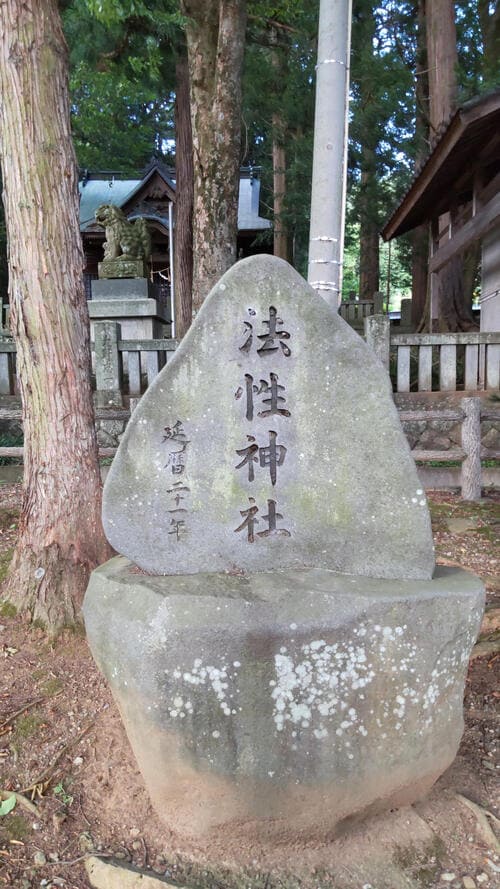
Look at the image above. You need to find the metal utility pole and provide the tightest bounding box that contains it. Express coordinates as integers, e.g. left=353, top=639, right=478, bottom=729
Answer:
left=307, top=0, right=352, bottom=309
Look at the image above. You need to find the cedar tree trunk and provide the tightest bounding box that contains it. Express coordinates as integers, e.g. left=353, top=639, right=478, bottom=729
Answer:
left=273, top=119, right=289, bottom=261
left=425, top=0, right=457, bottom=138
left=478, top=0, right=500, bottom=87
left=0, top=0, right=110, bottom=632
left=424, top=0, right=476, bottom=331
left=181, top=0, right=247, bottom=312
left=174, top=49, right=194, bottom=339
left=359, top=150, right=379, bottom=300
left=411, top=0, right=429, bottom=329
left=271, top=35, right=289, bottom=262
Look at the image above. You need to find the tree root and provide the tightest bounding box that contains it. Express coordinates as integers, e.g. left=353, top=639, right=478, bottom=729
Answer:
left=454, top=793, right=500, bottom=852
left=22, top=721, right=94, bottom=799
left=0, top=789, right=39, bottom=816
left=0, top=697, right=46, bottom=736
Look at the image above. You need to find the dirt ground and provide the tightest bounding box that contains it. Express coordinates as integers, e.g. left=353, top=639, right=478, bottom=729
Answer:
left=0, top=484, right=498, bottom=889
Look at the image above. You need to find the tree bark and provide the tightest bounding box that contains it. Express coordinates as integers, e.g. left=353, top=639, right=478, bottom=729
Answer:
left=271, top=35, right=289, bottom=262
left=425, top=0, right=457, bottom=137
left=273, top=118, right=289, bottom=261
left=174, top=48, right=194, bottom=339
left=359, top=155, right=379, bottom=300
left=477, top=0, right=500, bottom=89
left=181, top=0, right=247, bottom=313
left=0, top=0, right=110, bottom=633
left=424, top=0, right=476, bottom=331
left=411, top=0, right=430, bottom=329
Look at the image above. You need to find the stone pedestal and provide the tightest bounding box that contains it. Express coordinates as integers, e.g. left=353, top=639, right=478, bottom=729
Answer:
left=89, top=278, right=170, bottom=340
left=98, top=258, right=148, bottom=279
left=83, top=558, right=484, bottom=841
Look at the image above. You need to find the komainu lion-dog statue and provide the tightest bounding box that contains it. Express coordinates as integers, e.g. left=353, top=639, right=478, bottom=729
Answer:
left=94, top=204, right=151, bottom=262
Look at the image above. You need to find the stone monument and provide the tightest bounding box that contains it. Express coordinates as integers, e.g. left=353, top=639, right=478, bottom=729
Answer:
left=83, top=255, right=484, bottom=841
left=89, top=203, right=169, bottom=341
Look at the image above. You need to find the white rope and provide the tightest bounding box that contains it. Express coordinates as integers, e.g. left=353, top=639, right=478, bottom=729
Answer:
left=310, top=259, right=343, bottom=265
left=316, top=58, right=348, bottom=69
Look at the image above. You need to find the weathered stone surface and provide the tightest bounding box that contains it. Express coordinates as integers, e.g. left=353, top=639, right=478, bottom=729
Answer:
left=83, top=557, right=484, bottom=840
left=102, top=255, right=434, bottom=580
left=86, top=856, right=183, bottom=889
left=98, top=258, right=148, bottom=279
left=92, top=278, right=158, bottom=301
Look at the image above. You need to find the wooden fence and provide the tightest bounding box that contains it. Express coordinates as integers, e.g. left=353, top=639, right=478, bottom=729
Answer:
left=338, top=292, right=384, bottom=328
left=1, top=318, right=499, bottom=497
left=398, top=397, right=498, bottom=500
left=365, top=317, right=500, bottom=393
left=2, top=317, right=499, bottom=398
left=1, top=395, right=496, bottom=500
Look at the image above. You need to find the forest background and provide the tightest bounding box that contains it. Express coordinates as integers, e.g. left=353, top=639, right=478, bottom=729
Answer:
left=0, top=0, right=498, bottom=634
left=0, top=1, right=499, bottom=324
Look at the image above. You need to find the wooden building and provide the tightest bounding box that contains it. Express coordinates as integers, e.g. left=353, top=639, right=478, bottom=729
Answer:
left=79, top=161, right=272, bottom=300
left=382, top=90, right=500, bottom=332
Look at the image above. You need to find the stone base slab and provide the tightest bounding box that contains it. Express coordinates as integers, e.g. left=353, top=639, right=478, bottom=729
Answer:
left=92, top=278, right=158, bottom=301
left=98, top=259, right=148, bottom=279
left=83, top=558, right=484, bottom=840
left=88, top=298, right=168, bottom=321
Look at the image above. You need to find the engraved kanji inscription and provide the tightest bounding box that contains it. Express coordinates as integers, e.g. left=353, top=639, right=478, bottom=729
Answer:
left=234, top=497, right=259, bottom=542
left=239, top=321, right=253, bottom=355
left=237, top=372, right=291, bottom=421
left=257, top=306, right=291, bottom=357
left=167, top=452, right=186, bottom=475
left=258, top=430, right=287, bottom=485
left=168, top=518, right=187, bottom=541
left=234, top=497, right=290, bottom=541
left=258, top=500, right=291, bottom=538
left=238, top=307, right=291, bottom=358
left=163, top=420, right=190, bottom=475
left=235, top=430, right=287, bottom=485
left=167, top=481, right=190, bottom=513
left=163, top=420, right=189, bottom=444
left=235, top=435, right=259, bottom=482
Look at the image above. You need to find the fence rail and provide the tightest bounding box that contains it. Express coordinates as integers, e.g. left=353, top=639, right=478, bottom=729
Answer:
left=2, top=318, right=500, bottom=399
left=391, top=332, right=500, bottom=393
left=1, top=314, right=498, bottom=499
left=339, top=292, right=384, bottom=326
left=1, top=396, right=497, bottom=499
left=364, top=318, right=500, bottom=393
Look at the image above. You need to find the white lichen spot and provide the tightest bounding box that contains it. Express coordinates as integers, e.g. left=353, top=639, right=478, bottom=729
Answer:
left=314, top=727, right=328, bottom=740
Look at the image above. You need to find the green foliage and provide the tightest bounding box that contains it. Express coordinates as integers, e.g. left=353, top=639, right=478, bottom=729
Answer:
left=63, top=0, right=180, bottom=171
left=0, top=0, right=490, bottom=308
left=243, top=1, right=318, bottom=272
left=70, top=63, right=174, bottom=171
left=0, top=795, right=16, bottom=816
left=53, top=781, right=74, bottom=807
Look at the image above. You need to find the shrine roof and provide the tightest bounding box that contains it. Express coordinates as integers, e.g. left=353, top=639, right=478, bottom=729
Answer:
left=79, top=165, right=271, bottom=234
left=382, top=89, right=500, bottom=241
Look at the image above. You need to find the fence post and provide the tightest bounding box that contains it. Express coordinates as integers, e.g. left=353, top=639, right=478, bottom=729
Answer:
left=365, top=313, right=390, bottom=371
left=400, top=298, right=412, bottom=329
left=0, top=350, right=13, bottom=395
left=461, top=396, right=482, bottom=500
left=373, top=291, right=384, bottom=314
left=94, top=321, right=123, bottom=408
